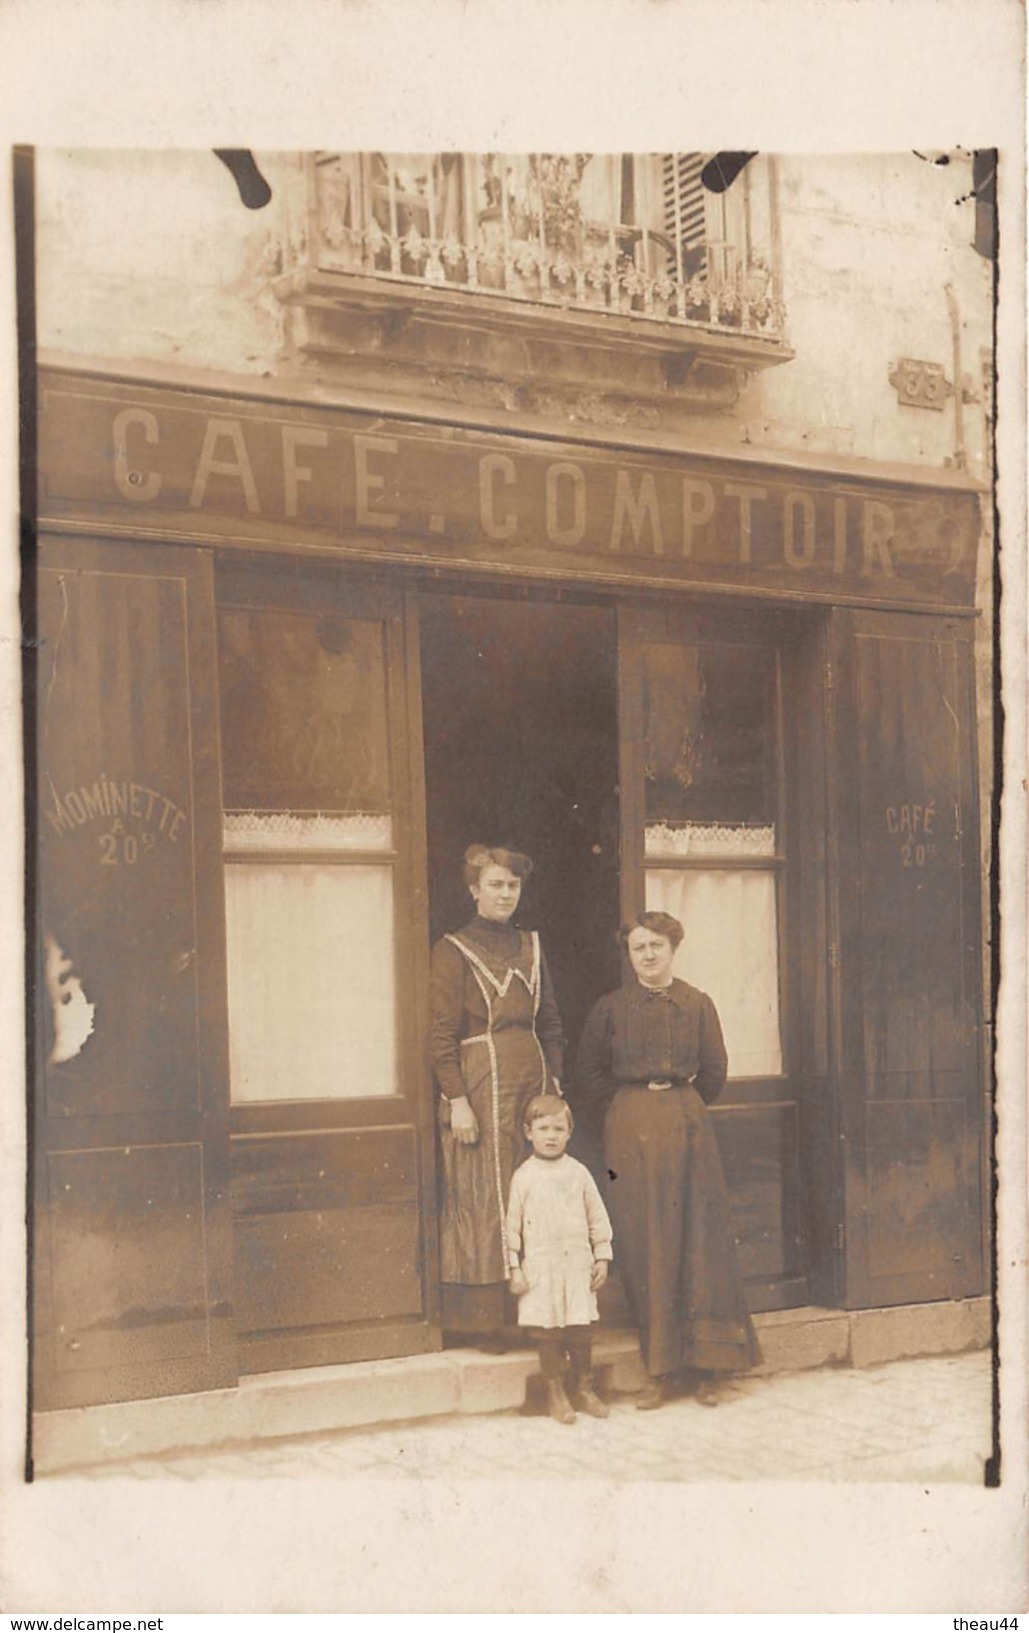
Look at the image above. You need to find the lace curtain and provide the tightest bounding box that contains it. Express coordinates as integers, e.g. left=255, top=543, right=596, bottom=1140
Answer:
left=645, top=867, right=783, bottom=1079
left=224, top=862, right=396, bottom=1102
left=224, top=811, right=392, bottom=853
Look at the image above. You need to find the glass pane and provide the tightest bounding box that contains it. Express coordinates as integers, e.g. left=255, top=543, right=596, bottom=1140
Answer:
left=225, top=863, right=396, bottom=1101
left=642, top=643, right=777, bottom=831
left=369, top=154, right=465, bottom=241
left=218, top=608, right=390, bottom=813
left=645, top=867, right=783, bottom=1078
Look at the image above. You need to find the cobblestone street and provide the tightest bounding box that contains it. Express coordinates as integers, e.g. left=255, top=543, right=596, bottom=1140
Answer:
left=63, top=1349, right=993, bottom=1485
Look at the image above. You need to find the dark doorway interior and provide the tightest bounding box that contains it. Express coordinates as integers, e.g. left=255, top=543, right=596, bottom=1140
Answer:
left=419, top=592, right=621, bottom=1069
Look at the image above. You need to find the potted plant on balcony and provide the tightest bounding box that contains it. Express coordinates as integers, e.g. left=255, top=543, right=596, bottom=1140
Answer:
left=508, top=154, right=591, bottom=303
left=651, top=270, right=677, bottom=320
left=479, top=167, right=541, bottom=299
left=617, top=258, right=648, bottom=314
left=581, top=228, right=614, bottom=308
left=741, top=257, right=773, bottom=331
left=683, top=273, right=710, bottom=323
left=717, top=282, right=742, bottom=326
left=364, top=215, right=393, bottom=274
left=509, top=236, right=541, bottom=300
left=551, top=252, right=577, bottom=305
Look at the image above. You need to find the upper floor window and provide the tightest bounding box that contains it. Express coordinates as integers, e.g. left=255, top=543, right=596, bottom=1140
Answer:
left=305, top=152, right=785, bottom=341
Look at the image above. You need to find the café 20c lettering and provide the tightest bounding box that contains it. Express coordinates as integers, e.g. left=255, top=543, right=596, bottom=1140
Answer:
left=39, top=379, right=980, bottom=605
left=885, top=800, right=940, bottom=869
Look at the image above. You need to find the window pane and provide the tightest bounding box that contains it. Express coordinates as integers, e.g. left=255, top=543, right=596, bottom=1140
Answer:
left=370, top=154, right=465, bottom=241
left=225, top=863, right=396, bottom=1101
left=645, top=867, right=783, bottom=1078
left=218, top=608, right=390, bottom=814
left=642, top=643, right=777, bottom=829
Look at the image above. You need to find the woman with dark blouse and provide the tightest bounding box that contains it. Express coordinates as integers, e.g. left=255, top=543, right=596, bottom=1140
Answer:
left=576, top=909, right=761, bottom=1407
left=430, top=844, right=564, bottom=1339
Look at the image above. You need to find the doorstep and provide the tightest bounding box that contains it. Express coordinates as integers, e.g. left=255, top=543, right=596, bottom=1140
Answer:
left=31, top=1297, right=990, bottom=1476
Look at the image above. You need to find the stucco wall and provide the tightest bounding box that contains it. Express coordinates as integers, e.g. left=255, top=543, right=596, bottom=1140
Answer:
left=742, top=153, right=993, bottom=480
left=35, top=149, right=297, bottom=375
left=35, top=149, right=995, bottom=480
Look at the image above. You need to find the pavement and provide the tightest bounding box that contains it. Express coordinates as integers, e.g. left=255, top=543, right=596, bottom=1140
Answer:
left=55, top=1348, right=994, bottom=1485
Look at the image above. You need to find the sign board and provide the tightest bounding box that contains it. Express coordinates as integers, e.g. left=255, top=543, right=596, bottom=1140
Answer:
left=39, top=370, right=981, bottom=610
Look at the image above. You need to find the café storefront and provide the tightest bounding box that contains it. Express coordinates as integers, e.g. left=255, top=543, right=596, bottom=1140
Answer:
left=33, top=361, right=988, bottom=1411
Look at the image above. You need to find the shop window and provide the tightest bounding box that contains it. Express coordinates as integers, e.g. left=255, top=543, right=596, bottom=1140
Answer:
left=641, top=642, right=784, bottom=1078
left=217, top=605, right=396, bottom=1102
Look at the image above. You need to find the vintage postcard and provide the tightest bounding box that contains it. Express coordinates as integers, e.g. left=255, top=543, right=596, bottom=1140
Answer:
left=1, top=0, right=1026, bottom=1615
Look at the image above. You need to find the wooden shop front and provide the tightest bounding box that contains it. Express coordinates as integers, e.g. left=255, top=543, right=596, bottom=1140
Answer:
left=32, top=361, right=988, bottom=1410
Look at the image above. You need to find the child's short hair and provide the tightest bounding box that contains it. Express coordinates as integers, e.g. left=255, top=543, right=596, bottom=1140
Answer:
left=523, top=1093, right=574, bottom=1133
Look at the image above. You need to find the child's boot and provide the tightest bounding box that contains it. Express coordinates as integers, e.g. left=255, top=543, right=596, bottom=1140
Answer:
left=571, top=1376, right=610, bottom=1418
left=567, top=1330, right=609, bottom=1418
left=545, top=1376, right=576, bottom=1425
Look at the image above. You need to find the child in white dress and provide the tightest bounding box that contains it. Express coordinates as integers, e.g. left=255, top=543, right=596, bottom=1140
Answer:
left=506, top=1094, right=614, bottom=1424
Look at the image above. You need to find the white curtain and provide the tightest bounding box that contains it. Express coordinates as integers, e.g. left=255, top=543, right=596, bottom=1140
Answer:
left=645, top=868, right=783, bottom=1079
left=225, top=862, right=396, bottom=1102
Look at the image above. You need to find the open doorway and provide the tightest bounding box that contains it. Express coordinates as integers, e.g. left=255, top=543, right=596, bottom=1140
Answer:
left=418, top=591, right=621, bottom=1071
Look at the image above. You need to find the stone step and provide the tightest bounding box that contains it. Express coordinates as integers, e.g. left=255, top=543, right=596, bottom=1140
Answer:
left=32, top=1296, right=989, bottom=1476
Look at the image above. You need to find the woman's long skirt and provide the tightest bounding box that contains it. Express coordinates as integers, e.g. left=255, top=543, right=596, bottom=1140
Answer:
left=604, top=1084, right=762, bottom=1377
left=439, top=1024, right=546, bottom=1330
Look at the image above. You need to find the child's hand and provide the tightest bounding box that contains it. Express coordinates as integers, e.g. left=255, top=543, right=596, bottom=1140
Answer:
left=590, top=1260, right=609, bottom=1292
left=508, top=1266, right=530, bottom=1297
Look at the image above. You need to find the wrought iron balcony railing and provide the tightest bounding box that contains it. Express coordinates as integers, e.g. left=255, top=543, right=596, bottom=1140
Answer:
left=298, top=153, right=788, bottom=345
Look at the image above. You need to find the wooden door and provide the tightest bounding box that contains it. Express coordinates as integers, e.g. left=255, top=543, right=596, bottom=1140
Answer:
left=830, top=608, right=986, bottom=1306
left=33, top=536, right=236, bottom=1410
left=618, top=601, right=811, bottom=1311
left=214, top=561, right=436, bottom=1372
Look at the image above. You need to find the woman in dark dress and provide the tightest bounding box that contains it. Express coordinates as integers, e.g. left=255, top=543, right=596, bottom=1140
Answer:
left=431, top=845, right=564, bottom=1340
left=575, top=909, right=761, bottom=1407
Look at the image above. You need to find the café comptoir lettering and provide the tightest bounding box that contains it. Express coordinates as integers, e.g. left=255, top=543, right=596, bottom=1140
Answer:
left=110, top=408, right=909, bottom=579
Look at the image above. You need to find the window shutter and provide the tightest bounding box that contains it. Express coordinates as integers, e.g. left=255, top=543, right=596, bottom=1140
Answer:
left=34, top=537, right=237, bottom=1410
left=662, top=153, right=708, bottom=278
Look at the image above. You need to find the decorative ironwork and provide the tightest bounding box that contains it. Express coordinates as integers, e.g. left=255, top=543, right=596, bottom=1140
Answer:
left=303, top=153, right=788, bottom=343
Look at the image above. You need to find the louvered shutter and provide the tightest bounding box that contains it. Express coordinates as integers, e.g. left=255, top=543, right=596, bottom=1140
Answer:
left=662, top=153, right=708, bottom=279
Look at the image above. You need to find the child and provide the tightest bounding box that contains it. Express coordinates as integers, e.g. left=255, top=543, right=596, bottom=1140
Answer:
left=506, top=1094, right=614, bottom=1424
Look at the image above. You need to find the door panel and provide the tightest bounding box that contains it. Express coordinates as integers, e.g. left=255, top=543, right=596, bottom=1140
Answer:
left=710, top=1101, right=804, bottom=1284
left=214, top=562, right=437, bottom=1372
left=47, top=1143, right=211, bottom=1375
left=38, top=569, right=203, bottom=1120
left=232, top=1128, right=423, bottom=1332
left=831, top=609, right=985, bottom=1306
left=618, top=601, right=812, bottom=1311
left=34, top=536, right=235, bottom=1410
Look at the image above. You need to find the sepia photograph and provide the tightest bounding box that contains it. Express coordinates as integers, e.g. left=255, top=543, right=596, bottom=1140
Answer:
left=3, top=0, right=1027, bottom=1615
left=25, top=142, right=999, bottom=1472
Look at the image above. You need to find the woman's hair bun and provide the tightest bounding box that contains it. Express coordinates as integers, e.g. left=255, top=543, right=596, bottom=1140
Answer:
left=462, top=844, right=534, bottom=886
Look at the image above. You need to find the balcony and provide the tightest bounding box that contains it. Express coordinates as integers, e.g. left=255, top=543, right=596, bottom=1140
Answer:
left=277, top=153, right=793, bottom=423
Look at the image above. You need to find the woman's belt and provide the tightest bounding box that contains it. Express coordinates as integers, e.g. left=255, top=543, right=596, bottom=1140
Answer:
left=617, top=1075, right=694, bottom=1092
